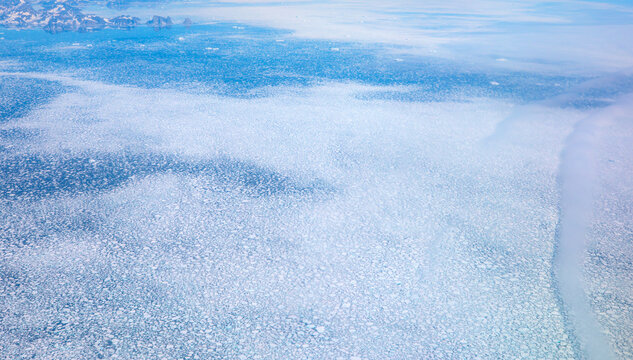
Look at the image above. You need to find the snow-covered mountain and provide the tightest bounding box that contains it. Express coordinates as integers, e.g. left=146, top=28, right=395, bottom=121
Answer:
left=0, top=0, right=173, bottom=32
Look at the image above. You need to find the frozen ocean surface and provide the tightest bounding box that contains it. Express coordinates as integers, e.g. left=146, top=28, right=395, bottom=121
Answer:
left=1, top=1, right=633, bottom=359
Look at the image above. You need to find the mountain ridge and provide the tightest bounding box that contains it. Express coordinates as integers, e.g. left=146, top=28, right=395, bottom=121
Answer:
left=0, top=0, right=182, bottom=33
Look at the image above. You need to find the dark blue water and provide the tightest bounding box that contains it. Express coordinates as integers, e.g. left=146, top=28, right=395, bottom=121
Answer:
left=0, top=24, right=578, bottom=101
left=0, top=152, right=331, bottom=202
left=0, top=75, right=66, bottom=122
